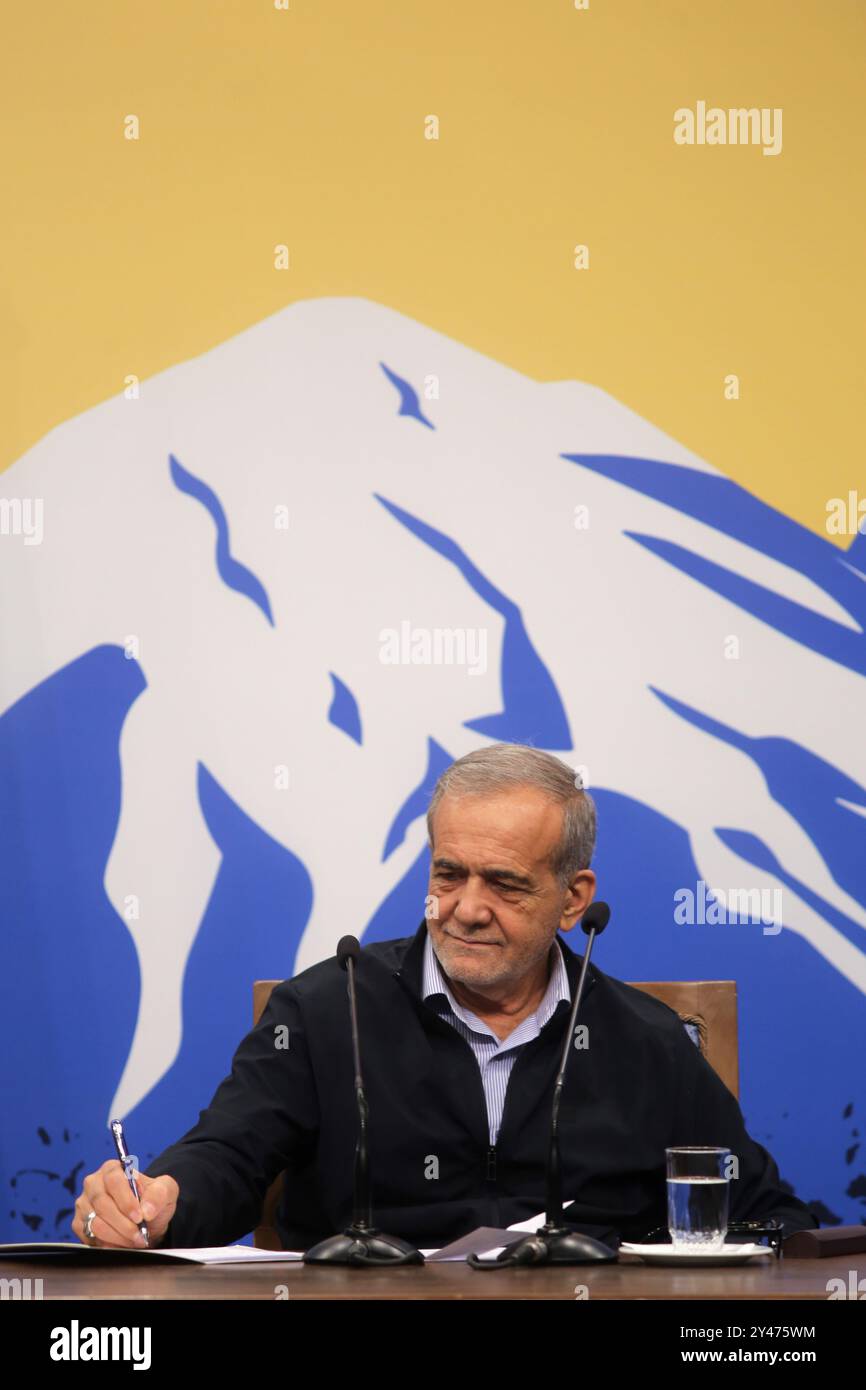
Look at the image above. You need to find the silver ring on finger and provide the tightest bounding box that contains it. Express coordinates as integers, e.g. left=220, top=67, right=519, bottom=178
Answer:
left=84, top=1210, right=98, bottom=1244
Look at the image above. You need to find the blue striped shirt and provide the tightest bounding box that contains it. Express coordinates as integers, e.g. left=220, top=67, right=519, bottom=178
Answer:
left=422, top=931, right=572, bottom=1144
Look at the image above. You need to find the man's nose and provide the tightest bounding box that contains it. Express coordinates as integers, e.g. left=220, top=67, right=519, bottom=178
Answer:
left=451, top=879, right=494, bottom=926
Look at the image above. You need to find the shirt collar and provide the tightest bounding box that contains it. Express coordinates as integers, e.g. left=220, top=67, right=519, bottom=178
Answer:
left=422, top=927, right=571, bottom=1036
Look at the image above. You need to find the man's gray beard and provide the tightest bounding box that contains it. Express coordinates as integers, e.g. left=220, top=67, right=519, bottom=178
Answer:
left=433, top=934, right=553, bottom=993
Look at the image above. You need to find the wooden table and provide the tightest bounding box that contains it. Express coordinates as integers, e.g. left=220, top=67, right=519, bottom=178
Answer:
left=1, top=1251, right=861, bottom=1299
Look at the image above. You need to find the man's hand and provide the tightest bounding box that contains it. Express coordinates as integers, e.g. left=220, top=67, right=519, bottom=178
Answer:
left=72, top=1161, right=179, bottom=1248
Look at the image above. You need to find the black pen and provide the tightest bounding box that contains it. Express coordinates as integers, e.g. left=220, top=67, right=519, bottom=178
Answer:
left=110, top=1118, right=149, bottom=1246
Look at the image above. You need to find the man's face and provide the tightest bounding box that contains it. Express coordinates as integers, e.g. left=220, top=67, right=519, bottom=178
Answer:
left=426, top=786, right=595, bottom=994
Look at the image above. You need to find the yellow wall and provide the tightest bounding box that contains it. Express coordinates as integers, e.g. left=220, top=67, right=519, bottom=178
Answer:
left=2, top=1, right=862, bottom=541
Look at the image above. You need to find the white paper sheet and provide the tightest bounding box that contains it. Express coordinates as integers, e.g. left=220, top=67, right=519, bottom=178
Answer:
left=163, top=1245, right=304, bottom=1263
left=0, top=1241, right=303, bottom=1263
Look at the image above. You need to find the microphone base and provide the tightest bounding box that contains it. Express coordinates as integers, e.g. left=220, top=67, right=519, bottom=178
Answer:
left=469, top=1222, right=618, bottom=1268
left=304, top=1225, right=425, bottom=1267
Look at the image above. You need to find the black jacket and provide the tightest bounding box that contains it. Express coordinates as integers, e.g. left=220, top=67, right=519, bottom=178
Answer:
left=146, top=920, right=818, bottom=1249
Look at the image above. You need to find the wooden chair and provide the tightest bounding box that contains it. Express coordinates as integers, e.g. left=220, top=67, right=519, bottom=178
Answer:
left=251, top=976, right=738, bottom=1249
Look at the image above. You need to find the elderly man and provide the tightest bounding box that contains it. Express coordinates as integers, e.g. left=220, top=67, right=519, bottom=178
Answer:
left=72, top=743, right=817, bottom=1251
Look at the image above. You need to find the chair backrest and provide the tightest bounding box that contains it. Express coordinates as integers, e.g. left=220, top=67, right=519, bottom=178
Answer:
left=251, top=975, right=738, bottom=1249
left=628, top=980, right=739, bottom=1098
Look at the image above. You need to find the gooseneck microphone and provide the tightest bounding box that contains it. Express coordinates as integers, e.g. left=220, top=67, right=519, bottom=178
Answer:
left=303, top=935, right=424, bottom=1266
left=469, top=901, right=618, bottom=1268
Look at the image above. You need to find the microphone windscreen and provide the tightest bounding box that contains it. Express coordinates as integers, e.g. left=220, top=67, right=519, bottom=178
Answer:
left=581, top=901, right=611, bottom=936
left=337, top=935, right=361, bottom=970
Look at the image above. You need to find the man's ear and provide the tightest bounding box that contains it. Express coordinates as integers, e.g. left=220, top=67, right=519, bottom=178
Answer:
left=559, top=869, right=596, bottom=934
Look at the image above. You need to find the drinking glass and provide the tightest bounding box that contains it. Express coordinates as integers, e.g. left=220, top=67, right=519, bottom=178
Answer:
left=666, top=1146, right=731, bottom=1249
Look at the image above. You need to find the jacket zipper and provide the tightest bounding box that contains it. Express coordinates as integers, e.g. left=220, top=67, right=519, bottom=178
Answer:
left=486, top=1144, right=497, bottom=1183
left=483, top=1005, right=571, bottom=1191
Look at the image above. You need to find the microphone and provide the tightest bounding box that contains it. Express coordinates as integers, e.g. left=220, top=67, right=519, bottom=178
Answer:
left=303, top=935, right=424, bottom=1266
left=468, top=900, right=619, bottom=1268
left=336, top=935, right=359, bottom=969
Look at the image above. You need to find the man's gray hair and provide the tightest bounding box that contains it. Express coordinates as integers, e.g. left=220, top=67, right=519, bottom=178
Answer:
left=426, top=743, right=597, bottom=885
